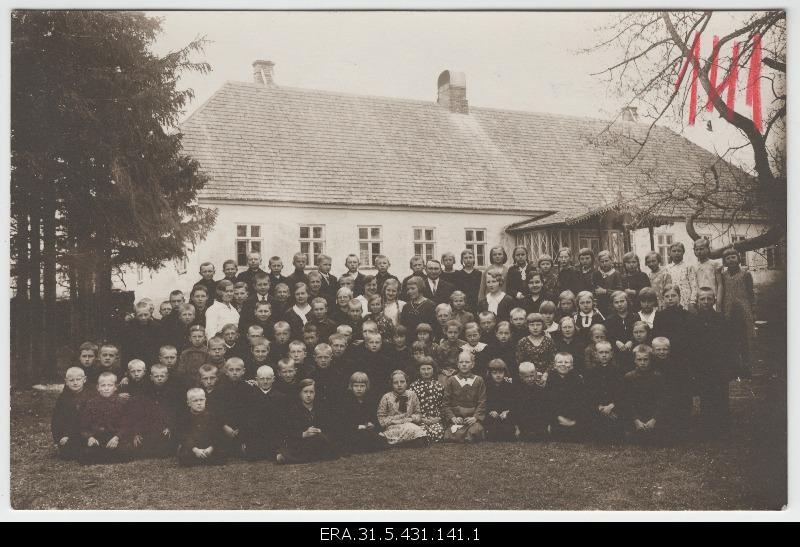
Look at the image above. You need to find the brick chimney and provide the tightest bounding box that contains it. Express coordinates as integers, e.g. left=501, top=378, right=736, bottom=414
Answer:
left=621, top=106, right=639, bottom=122
left=437, top=70, right=468, bottom=114
left=252, top=60, right=275, bottom=87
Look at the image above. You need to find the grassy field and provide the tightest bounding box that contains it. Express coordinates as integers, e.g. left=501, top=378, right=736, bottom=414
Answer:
left=10, top=362, right=786, bottom=511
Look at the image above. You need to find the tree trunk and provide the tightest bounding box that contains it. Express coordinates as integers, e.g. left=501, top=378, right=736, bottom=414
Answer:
left=42, top=187, right=58, bottom=380
left=28, top=203, right=43, bottom=382
left=13, top=206, right=31, bottom=388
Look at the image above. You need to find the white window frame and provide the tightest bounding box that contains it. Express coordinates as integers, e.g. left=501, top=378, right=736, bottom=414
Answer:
left=413, top=227, right=436, bottom=263
left=465, top=228, right=487, bottom=267
left=235, top=224, right=263, bottom=267
left=656, top=233, right=674, bottom=265
left=358, top=226, right=382, bottom=267
left=299, top=225, right=325, bottom=268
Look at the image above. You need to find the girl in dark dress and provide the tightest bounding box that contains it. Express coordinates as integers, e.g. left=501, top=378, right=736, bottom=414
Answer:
left=453, top=250, right=483, bottom=314
left=337, top=372, right=387, bottom=453
left=400, top=277, right=437, bottom=335
left=621, top=252, right=651, bottom=312
left=277, top=379, right=339, bottom=464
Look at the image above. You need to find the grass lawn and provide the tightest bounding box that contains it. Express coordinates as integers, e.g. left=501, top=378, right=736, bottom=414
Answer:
left=10, top=362, right=786, bottom=511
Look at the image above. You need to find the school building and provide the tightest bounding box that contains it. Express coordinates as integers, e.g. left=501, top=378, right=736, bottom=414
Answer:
left=119, top=60, right=783, bottom=303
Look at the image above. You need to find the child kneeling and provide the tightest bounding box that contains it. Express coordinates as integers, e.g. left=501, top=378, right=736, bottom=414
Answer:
left=443, top=350, right=487, bottom=443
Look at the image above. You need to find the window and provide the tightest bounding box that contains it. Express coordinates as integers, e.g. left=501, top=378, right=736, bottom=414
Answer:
left=731, top=235, right=748, bottom=267
left=579, top=233, right=601, bottom=256
left=413, top=227, right=436, bottom=262
left=175, top=256, right=188, bottom=275
left=765, top=245, right=781, bottom=270
left=236, top=224, right=263, bottom=267
left=656, top=234, right=674, bottom=265
left=465, top=228, right=487, bottom=267
left=358, top=226, right=382, bottom=267
left=299, top=225, right=325, bottom=267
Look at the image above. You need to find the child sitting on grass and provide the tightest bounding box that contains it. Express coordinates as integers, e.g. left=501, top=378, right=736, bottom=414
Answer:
left=377, top=370, right=428, bottom=447
left=78, top=372, right=130, bottom=465
left=485, top=359, right=517, bottom=442
left=514, top=361, right=550, bottom=442
left=443, top=350, right=487, bottom=443
left=545, top=352, right=586, bottom=442
left=52, top=367, right=92, bottom=460
left=177, top=388, right=225, bottom=467
left=409, top=357, right=445, bottom=443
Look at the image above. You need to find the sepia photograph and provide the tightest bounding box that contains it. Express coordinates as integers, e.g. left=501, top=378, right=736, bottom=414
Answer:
left=7, top=7, right=788, bottom=513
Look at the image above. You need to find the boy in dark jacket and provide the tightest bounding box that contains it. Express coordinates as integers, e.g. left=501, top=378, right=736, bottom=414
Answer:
left=545, top=352, right=586, bottom=442
left=52, top=367, right=94, bottom=460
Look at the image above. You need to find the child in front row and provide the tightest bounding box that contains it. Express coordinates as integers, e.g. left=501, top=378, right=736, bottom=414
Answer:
left=622, top=345, right=665, bottom=444
left=545, top=352, right=586, bottom=442
left=409, top=357, right=446, bottom=442
left=52, top=367, right=92, bottom=460
left=377, top=370, right=428, bottom=447
left=338, top=372, right=387, bottom=453
left=514, top=362, right=550, bottom=442
left=443, top=351, right=487, bottom=443
left=78, top=372, right=130, bottom=465
left=177, top=388, right=225, bottom=467
left=584, top=341, right=624, bottom=442
left=485, top=359, right=517, bottom=441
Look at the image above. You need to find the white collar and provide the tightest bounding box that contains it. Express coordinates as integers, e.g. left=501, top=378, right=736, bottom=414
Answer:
left=455, top=375, right=476, bottom=387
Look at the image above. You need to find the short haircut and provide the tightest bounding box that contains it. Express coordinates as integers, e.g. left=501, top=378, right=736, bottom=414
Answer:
left=186, top=387, right=205, bottom=401
left=495, top=320, right=511, bottom=332
left=274, top=321, right=291, bottom=332
left=189, top=324, right=205, bottom=334
left=256, top=365, right=275, bottom=377
left=559, top=315, right=576, bottom=328
left=645, top=250, right=662, bottom=264
left=337, top=287, right=353, bottom=298
left=349, top=371, right=370, bottom=390
left=190, top=284, right=208, bottom=296
left=134, top=302, right=150, bottom=313
left=302, top=323, right=318, bottom=334
left=179, top=302, right=195, bottom=314
left=159, top=345, right=177, bottom=355
left=150, top=363, right=168, bottom=374
left=255, top=300, right=272, bottom=310
left=328, top=333, right=347, bottom=345
left=445, top=319, right=462, bottom=330
left=538, top=301, right=556, bottom=314
left=537, top=254, right=554, bottom=265
left=97, top=371, right=117, bottom=383
left=698, top=286, right=716, bottom=298
left=633, top=344, right=654, bottom=358
left=221, top=323, right=238, bottom=333
left=477, top=311, right=495, bottom=322
left=274, top=282, right=289, bottom=293
left=458, top=349, right=475, bottom=363
left=594, top=340, right=613, bottom=352
left=662, top=284, right=682, bottom=297
left=307, top=270, right=322, bottom=281
left=638, top=287, right=658, bottom=302
left=277, top=358, right=294, bottom=371
left=288, top=340, right=306, bottom=351
left=99, top=343, right=119, bottom=353
left=207, top=336, right=225, bottom=348
left=554, top=352, right=574, bottom=363
left=669, top=242, right=686, bottom=252
left=79, top=341, right=99, bottom=355
left=450, top=290, right=466, bottom=301
left=65, top=366, right=85, bottom=378
left=589, top=324, right=608, bottom=337
left=435, top=303, right=452, bottom=314
left=314, top=343, right=333, bottom=356
left=268, top=256, right=282, bottom=263
left=558, top=247, right=573, bottom=258
left=393, top=325, right=407, bottom=337
left=252, top=337, right=270, bottom=350
left=528, top=272, right=543, bottom=284
left=317, top=254, right=331, bottom=263
left=199, top=261, right=214, bottom=270
left=248, top=325, right=265, bottom=335
left=362, top=319, right=378, bottom=331
left=348, top=299, right=363, bottom=311
left=254, top=271, right=269, bottom=282
left=169, top=289, right=184, bottom=298
left=576, top=290, right=594, bottom=302
left=610, top=290, right=628, bottom=303
left=416, top=322, right=432, bottom=333
left=233, top=281, right=248, bottom=291
left=488, top=358, right=508, bottom=373
left=411, top=341, right=429, bottom=354
left=224, top=357, right=245, bottom=369
left=298, top=378, right=315, bottom=391
left=222, top=259, right=237, bottom=269
left=632, top=320, right=651, bottom=334
left=364, top=332, right=382, bottom=343
left=463, top=321, right=480, bottom=334
left=518, top=361, right=536, bottom=374
left=198, top=364, right=217, bottom=375
left=651, top=336, right=670, bottom=348
left=558, top=290, right=576, bottom=303
left=526, top=313, right=545, bottom=326
left=578, top=247, right=594, bottom=259
left=127, top=359, right=146, bottom=371
left=510, top=307, right=527, bottom=319
left=597, top=250, right=613, bottom=261
left=409, top=255, right=424, bottom=267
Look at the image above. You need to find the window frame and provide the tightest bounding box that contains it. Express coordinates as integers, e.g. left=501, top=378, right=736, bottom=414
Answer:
left=358, top=225, right=383, bottom=268
left=299, top=224, right=326, bottom=268
left=413, top=226, right=436, bottom=263
left=235, top=224, right=264, bottom=267
left=465, top=228, right=487, bottom=267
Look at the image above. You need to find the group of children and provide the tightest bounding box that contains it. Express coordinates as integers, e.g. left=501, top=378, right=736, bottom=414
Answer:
left=52, top=239, right=754, bottom=466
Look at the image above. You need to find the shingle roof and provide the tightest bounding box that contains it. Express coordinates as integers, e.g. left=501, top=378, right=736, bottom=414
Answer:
left=181, top=81, right=752, bottom=218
